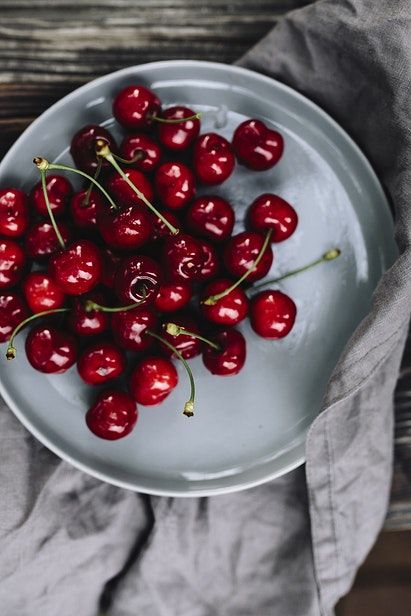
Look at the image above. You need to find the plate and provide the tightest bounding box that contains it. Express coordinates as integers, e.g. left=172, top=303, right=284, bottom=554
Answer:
left=0, top=61, right=396, bottom=496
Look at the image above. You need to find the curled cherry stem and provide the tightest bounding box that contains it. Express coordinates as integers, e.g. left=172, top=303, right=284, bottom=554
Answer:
left=149, top=112, right=202, bottom=124
left=6, top=307, right=70, bottom=360
left=165, top=323, right=220, bottom=351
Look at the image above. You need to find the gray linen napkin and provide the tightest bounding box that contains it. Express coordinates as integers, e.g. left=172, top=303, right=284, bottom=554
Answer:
left=1, top=1, right=410, bottom=615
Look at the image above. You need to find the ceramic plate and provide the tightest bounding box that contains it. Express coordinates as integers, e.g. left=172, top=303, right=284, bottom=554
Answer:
left=0, top=61, right=396, bottom=496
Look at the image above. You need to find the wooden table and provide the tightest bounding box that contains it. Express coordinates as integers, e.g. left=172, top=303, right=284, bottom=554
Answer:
left=1, top=0, right=410, bottom=529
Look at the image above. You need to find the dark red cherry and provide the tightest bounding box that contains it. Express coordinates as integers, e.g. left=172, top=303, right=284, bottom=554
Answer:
left=114, top=255, right=162, bottom=304
left=162, top=233, right=205, bottom=282
left=77, top=341, right=126, bottom=385
left=249, top=194, right=298, bottom=242
left=113, top=85, right=161, bottom=130
left=202, top=328, right=246, bottom=376
left=0, top=293, right=28, bottom=342
left=200, top=278, right=249, bottom=326
left=111, top=307, right=157, bottom=352
left=100, top=247, right=123, bottom=289
left=25, top=325, right=77, bottom=373
left=86, top=389, right=138, bottom=440
left=193, top=133, right=235, bottom=185
left=224, top=231, right=273, bottom=283
left=107, top=168, right=154, bottom=209
left=22, top=272, right=65, bottom=313
left=150, top=210, right=180, bottom=242
left=121, top=133, right=162, bottom=172
left=49, top=240, right=102, bottom=296
left=155, top=281, right=192, bottom=313
left=129, top=356, right=178, bottom=405
left=70, top=190, right=106, bottom=231
left=70, top=124, right=117, bottom=175
left=155, top=162, right=196, bottom=210
left=68, top=291, right=109, bottom=337
left=197, top=239, right=219, bottom=281
left=0, top=239, right=26, bottom=289
left=250, top=290, right=296, bottom=338
left=161, top=314, right=202, bottom=360
left=25, top=221, right=71, bottom=261
left=157, top=106, right=200, bottom=151
left=98, top=204, right=152, bottom=251
left=0, top=188, right=29, bottom=238
left=232, top=119, right=284, bottom=171
left=29, top=174, right=72, bottom=218
left=186, top=195, right=234, bottom=243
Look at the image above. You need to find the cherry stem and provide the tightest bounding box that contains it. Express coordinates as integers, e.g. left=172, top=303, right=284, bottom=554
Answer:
left=6, top=308, right=70, bottom=360
left=85, top=287, right=147, bottom=313
left=252, top=248, right=342, bottom=291
left=37, top=168, right=66, bottom=249
left=95, top=140, right=179, bottom=236
left=82, top=157, right=102, bottom=207
left=149, top=112, right=202, bottom=124
left=112, top=151, right=145, bottom=165
left=165, top=323, right=220, bottom=351
left=146, top=329, right=195, bottom=417
left=203, top=228, right=273, bottom=306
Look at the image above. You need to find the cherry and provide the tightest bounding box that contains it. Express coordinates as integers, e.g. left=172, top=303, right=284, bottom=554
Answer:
left=114, top=255, right=162, bottom=304
left=68, top=291, right=109, bottom=337
left=186, top=195, right=234, bottom=243
left=150, top=210, right=180, bottom=242
left=49, top=240, right=102, bottom=296
left=25, top=324, right=77, bottom=373
left=70, top=124, right=118, bottom=176
left=155, top=281, right=192, bottom=313
left=111, top=307, right=157, bottom=351
left=0, top=293, right=28, bottom=342
left=249, top=194, right=298, bottom=242
left=22, top=272, right=65, bottom=313
left=193, top=133, right=235, bottom=185
left=232, top=119, right=284, bottom=171
left=202, top=328, right=246, bottom=376
left=157, top=106, right=200, bottom=150
left=161, top=314, right=202, bottom=360
left=25, top=221, right=71, bottom=261
left=113, top=85, right=161, bottom=130
left=155, top=162, right=196, bottom=210
left=224, top=231, right=273, bottom=283
left=107, top=168, right=154, bottom=209
left=0, top=188, right=29, bottom=238
left=77, top=341, right=126, bottom=385
left=100, top=247, right=123, bottom=289
left=70, top=189, right=106, bottom=231
left=162, top=233, right=205, bottom=282
left=250, top=290, right=296, bottom=339
left=0, top=239, right=26, bottom=289
left=121, top=133, right=162, bottom=172
left=130, top=356, right=178, bottom=406
left=197, top=239, right=219, bottom=281
left=200, top=278, right=249, bottom=326
left=98, top=204, right=152, bottom=251
left=86, top=389, right=138, bottom=440
left=29, top=174, right=72, bottom=218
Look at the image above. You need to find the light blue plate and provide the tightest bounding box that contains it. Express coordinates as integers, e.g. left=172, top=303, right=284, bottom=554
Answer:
left=0, top=61, right=396, bottom=496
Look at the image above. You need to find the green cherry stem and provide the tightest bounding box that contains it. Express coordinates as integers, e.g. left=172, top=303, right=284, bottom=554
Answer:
left=149, top=112, right=202, bottom=124
left=85, top=287, right=147, bottom=313
left=82, top=156, right=103, bottom=207
left=252, top=248, right=341, bottom=291
left=112, top=151, right=145, bottom=165
left=203, top=228, right=273, bottom=306
left=165, top=323, right=220, bottom=351
left=95, top=140, right=179, bottom=236
left=145, top=329, right=195, bottom=417
left=6, top=308, right=70, bottom=360
left=37, top=166, right=66, bottom=249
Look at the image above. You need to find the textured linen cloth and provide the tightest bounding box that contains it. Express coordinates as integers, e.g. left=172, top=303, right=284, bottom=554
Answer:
left=1, top=1, right=410, bottom=615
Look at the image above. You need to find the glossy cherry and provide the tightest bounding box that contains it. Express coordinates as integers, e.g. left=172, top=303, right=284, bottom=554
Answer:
left=30, top=174, right=72, bottom=218
left=86, top=389, right=138, bottom=440
left=160, top=314, right=202, bottom=360
left=197, top=239, right=219, bottom=281
left=223, top=231, right=273, bottom=283
left=200, top=278, right=249, bottom=326
left=70, top=189, right=106, bottom=231
left=25, top=324, right=77, bottom=373
left=68, top=290, right=109, bottom=336
left=121, top=133, right=162, bottom=172
left=107, top=168, right=154, bottom=209
left=232, top=119, right=284, bottom=171
left=77, top=341, right=126, bottom=385
left=250, top=290, right=297, bottom=339
left=22, top=272, right=65, bottom=313
left=186, top=195, right=234, bottom=243
left=130, top=356, right=178, bottom=406
left=157, top=106, right=200, bottom=151
left=155, top=281, right=192, bottom=313
left=70, top=124, right=117, bottom=175
left=49, top=240, right=102, bottom=296
left=249, top=194, right=298, bottom=242
left=193, top=133, right=235, bottom=185
left=98, top=204, right=152, bottom=251
left=162, top=233, right=205, bottom=282
left=155, top=162, right=196, bottom=210
left=202, top=328, right=246, bottom=376
left=0, top=188, right=29, bottom=238
left=150, top=210, right=180, bottom=242
left=113, top=85, right=161, bottom=130
left=0, top=239, right=26, bottom=289
left=0, top=293, right=28, bottom=342
left=111, top=307, right=157, bottom=351
left=25, top=221, right=71, bottom=261
left=114, top=255, right=162, bottom=304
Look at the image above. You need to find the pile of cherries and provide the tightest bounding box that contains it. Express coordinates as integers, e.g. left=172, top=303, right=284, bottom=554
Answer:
left=0, top=83, right=338, bottom=440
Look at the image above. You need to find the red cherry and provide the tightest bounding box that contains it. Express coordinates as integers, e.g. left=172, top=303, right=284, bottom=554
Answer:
left=25, top=325, right=77, bottom=373
left=150, top=210, right=180, bottom=242
left=197, top=239, right=219, bottom=281
left=70, top=124, right=118, bottom=175
left=0, top=293, right=28, bottom=342
left=70, top=190, right=106, bottom=231
left=202, top=328, right=246, bottom=376
left=98, top=204, right=152, bottom=251
left=130, top=356, right=178, bottom=405
left=68, top=291, right=109, bottom=336
left=100, top=247, right=123, bottom=289
left=193, top=133, right=235, bottom=185
left=186, top=195, right=234, bottom=243
left=250, top=290, right=296, bottom=338
left=86, top=389, right=138, bottom=440
left=77, top=341, right=126, bottom=385
left=162, top=233, right=205, bottom=282
left=22, top=272, right=65, bottom=313
left=155, top=281, right=192, bottom=313
left=157, top=106, right=200, bottom=151
left=224, top=232, right=273, bottom=283
left=107, top=168, right=154, bottom=209
left=25, top=221, right=71, bottom=261
left=111, top=307, right=157, bottom=351
left=155, top=162, right=196, bottom=210
left=29, top=174, right=72, bottom=218
left=0, top=188, right=29, bottom=238
left=161, top=314, right=202, bottom=360
left=121, top=133, right=162, bottom=172
left=200, top=278, right=249, bottom=326
left=249, top=194, right=298, bottom=242
left=49, top=240, right=102, bottom=296
left=0, top=239, right=26, bottom=289
left=114, top=255, right=162, bottom=304
left=232, top=119, right=284, bottom=171
left=113, top=85, right=161, bottom=130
